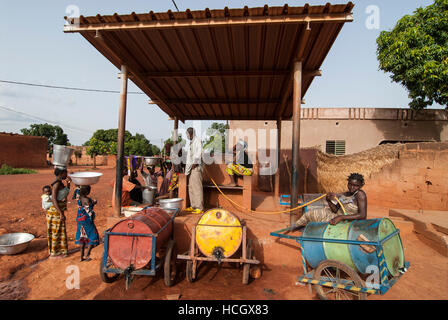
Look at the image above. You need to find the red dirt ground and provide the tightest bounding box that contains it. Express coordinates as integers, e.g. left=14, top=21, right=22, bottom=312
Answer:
left=0, top=167, right=447, bottom=300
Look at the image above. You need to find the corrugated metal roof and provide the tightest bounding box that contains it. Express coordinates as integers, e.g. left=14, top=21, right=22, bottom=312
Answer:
left=64, top=3, right=354, bottom=121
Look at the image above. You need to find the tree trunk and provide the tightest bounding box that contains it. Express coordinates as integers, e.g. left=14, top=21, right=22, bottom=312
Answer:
left=93, top=155, right=97, bottom=169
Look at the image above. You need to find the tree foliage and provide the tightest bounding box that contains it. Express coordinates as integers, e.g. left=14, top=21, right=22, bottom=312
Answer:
left=203, top=122, right=228, bottom=154
left=84, top=129, right=155, bottom=157
left=20, top=123, right=69, bottom=155
left=163, top=134, right=184, bottom=147
left=376, top=0, right=448, bottom=109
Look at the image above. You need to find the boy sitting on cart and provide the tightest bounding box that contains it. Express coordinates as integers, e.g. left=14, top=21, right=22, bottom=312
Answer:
left=294, top=173, right=367, bottom=228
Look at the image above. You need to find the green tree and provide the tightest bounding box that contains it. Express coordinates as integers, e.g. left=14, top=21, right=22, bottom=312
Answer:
left=150, top=144, right=161, bottom=156
left=20, top=123, right=69, bottom=155
left=203, top=122, right=228, bottom=153
left=84, top=129, right=156, bottom=159
left=376, top=0, right=448, bottom=109
left=163, top=134, right=184, bottom=147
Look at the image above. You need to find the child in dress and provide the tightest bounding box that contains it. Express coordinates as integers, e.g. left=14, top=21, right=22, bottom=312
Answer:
left=41, top=185, right=53, bottom=211
left=75, top=185, right=99, bottom=261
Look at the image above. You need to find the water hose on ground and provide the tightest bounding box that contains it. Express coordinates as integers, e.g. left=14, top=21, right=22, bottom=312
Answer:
left=203, top=168, right=346, bottom=215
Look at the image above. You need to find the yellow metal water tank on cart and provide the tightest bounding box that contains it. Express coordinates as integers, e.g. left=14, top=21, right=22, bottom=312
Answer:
left=177, top=208, right=260, bottom=284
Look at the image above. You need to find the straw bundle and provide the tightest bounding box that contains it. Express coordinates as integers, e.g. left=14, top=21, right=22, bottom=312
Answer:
left=317, top=143, right=404, bottom=193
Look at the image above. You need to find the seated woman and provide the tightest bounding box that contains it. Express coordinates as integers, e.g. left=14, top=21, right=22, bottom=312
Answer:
left=111, top=166, right=144, bottom=207
left=225, top=140, right=253, bottom=187
left=295, top=173, right=367, bottom=228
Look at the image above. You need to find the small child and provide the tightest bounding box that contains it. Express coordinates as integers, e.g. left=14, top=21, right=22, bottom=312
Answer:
left=41, top=185, right=53, bottom=210
left=75, top=185, right=99, bottom=261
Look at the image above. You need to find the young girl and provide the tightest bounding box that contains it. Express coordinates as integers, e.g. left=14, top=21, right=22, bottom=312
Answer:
left=75, top=185, right=99, bottom=261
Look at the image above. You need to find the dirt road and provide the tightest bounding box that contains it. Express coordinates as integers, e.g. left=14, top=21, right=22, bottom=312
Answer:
left=0, top=167, right=447, bottom=300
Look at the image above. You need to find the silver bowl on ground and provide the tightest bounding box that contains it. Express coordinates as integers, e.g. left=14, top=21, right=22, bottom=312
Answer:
left=69, top=172, right=103, bottom=185
left=159, top=198, right=184, bottom=211
left=0, top=233, right=35, bottom=255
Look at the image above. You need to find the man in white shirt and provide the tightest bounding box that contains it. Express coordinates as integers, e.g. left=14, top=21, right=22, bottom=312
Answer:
left=185, top=127, right=204, bottom=214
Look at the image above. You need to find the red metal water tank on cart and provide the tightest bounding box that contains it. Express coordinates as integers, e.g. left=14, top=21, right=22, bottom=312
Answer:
left=108, top=207, right=173, bottom=270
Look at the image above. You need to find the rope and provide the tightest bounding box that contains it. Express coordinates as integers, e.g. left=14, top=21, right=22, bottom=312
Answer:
left=203, top=167, right=346, bottom=215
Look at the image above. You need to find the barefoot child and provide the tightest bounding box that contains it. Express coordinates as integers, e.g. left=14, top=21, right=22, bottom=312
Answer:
left=75, top=185, right=99, bottom=261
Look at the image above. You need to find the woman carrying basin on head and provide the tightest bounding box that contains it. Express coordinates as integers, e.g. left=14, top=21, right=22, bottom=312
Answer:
left=46, top=167, right=71, bottom=258
left=295, top=173, right=367, bottom=228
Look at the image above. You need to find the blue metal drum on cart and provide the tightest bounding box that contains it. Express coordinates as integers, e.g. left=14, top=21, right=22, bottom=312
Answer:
left=301, top=218, right=405, bottom=277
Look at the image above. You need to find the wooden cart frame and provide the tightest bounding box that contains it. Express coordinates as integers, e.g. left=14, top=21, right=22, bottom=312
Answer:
left=177, top=225, right=260, bottom=284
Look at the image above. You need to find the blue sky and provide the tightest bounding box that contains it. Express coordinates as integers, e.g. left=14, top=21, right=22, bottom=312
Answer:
left=0, top=0, right=440, bottom=146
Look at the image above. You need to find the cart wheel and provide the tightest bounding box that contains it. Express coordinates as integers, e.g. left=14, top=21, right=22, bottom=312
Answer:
left=164, top=240, right=178, bottom=287
left=313, top=260, right=367, bottom=300
left=242, top=240, right=252, bottom=285
left=186, top=261, right=195, bottom=283
left=99, top=256, right=119, bottom=283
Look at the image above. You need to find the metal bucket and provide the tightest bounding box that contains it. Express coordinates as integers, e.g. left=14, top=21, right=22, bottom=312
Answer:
left=142, top=186, right=157, bottom=205
left=52, top=145, right=74, bottom=167
left=108, top=207, right=173, bottom=270
left=302, top=218, right=405, bottom=277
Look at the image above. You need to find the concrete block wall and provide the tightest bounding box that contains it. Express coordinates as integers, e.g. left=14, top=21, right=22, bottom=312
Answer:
left=0, top=133, right=48, bottom=168
left=364, top=142, right=448, bottom=210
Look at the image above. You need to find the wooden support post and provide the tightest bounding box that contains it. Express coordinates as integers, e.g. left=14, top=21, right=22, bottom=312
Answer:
left=242, top=175, right=253, bottom=211
left=173, top=117, right=179, bottom=144
left=274, top=119, right=282, bottom=198
left=290, top=61, right=302, bottom=226
left=178, top=173, right=188, bottom=210
left=113, top=65, right=128, bottom=218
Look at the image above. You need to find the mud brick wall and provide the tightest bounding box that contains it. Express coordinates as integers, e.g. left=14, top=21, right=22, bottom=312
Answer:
left=364, top=142, right=448, bottom=210
left=0, top=133, right=48, bottom=168
left=69, top=146, right=109, bottom=166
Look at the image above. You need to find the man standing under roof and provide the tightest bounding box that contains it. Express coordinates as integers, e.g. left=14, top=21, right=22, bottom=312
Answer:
left=185, top=127, right=204, bottom=214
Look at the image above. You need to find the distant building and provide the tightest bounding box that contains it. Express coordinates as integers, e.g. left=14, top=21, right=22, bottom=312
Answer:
left=0, top=132, right=48, bottom=168
left=230, top=108, right=448, bottom=155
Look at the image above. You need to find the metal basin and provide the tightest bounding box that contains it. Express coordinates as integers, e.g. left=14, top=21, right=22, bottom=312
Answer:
left=69, top=172, right=103, bottom=185
left=159, top=198, right=183, bottom=210
left=144, top=157, right=161, bottom=166
left=0, top=233, right=35, bottom=255
left=122, top=206, right=144, bottom=218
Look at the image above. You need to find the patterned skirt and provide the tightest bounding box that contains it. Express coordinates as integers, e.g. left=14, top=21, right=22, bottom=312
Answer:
left=75, top=217, right=99, bottom=246
left=226, top=163, right=253, bottom=176
left=46, top=202, right=68, bottom=256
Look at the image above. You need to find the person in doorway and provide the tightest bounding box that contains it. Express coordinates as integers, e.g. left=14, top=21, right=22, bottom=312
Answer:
left=46, top=168, right=71, bottom=258
left=294, top=173, right=367, bottom=228
left=225, top=139, right=253, bottom=186
left=184, top=127, right=204, bottom=214
left=75, top=185, right=99, bottom=261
